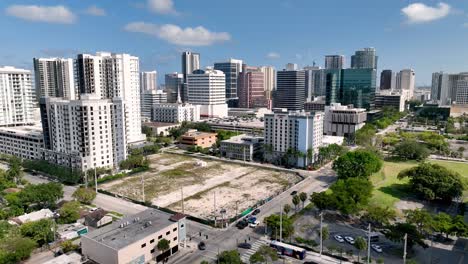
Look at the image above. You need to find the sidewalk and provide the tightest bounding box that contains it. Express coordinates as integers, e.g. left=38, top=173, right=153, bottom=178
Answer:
left=305, top=251, right=353, bottom=264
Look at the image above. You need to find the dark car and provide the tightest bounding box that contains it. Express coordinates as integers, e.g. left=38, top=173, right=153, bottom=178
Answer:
left=290, top=190, right=298, bottom=196
left=198, top=241, right=206, bottom=250
left=236, top=220, right=248, bottom=229
left=252, top=209, right=261, bottom=215
left=238, top=243, right=252, bottom=249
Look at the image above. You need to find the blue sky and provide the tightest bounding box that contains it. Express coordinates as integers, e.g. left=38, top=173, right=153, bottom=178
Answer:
left=1, top=0, right=468, bottom=85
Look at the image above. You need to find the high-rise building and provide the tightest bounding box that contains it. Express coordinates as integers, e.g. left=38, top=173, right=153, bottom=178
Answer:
left=380, top=70, right=395, bottom=91
left=260, top=66, right=276, bottom=100
left=40, top=94, right=126, bottom=171
left=285, top=63, right=298, bottom=71
left=140, top=71, right=157, bottom=92
left=275, top=70, right=306, bottom=111
left=187, top=69, right=228, bottom=118
left=181, top=52, right=200, bottom=82
left=140, top=90, right=167, bottom=121
left=324, top=103, right=367, bottom=137
left=325, top=55, right=345, bottom=69
left=152, top=103, right=200, bottom=123
left=33, top=58, right=76, bottom=100
left=238, top=65, right=268, bottom=108
left=75, top=52, right=145, bottom=144
left=325, top=68, right=376, bottom=110
left=214, top=58, right=243, bottom=106
left=431, top=72, right=468, bottom=105
left=303, top=66, right=321, bottom=101
left=164, top=73, right=184, bottom=103
left=264, top=109, right=323, bottom=167
left=351, top=48, right=378, bottom=69
left=455, top=75, right=468, bottom=105
left=395, top=69, right=415, bottom=99
left=0, top=66, right=35, bottom=126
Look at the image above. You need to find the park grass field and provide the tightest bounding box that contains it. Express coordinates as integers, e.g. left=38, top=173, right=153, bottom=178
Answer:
left=370, top=159, right=468, bottom=210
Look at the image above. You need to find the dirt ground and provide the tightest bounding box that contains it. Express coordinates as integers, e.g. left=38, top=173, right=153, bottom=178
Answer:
left=100, top=153, right=301, bottom=220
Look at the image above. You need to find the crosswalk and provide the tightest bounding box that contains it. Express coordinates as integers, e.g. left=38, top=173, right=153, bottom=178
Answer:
left=240, top=237, right=269, bottom=263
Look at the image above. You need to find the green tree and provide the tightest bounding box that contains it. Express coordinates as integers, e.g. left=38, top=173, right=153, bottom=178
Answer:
left=292, top=195, right=300, bottom=212
left=6, top=157, right=23, bottom=184
left=404, top=209, right=433, bottom=234
left=384, top=223, right=427, bottom=250
left=299, top=192, right=307, bottom=209
left=157, top=238, right=170, bottom=252
left=317, top=226, right=329, bottom=252
left=58, top=201, right=81, bottom=224
left=218, top=250, right=242, bottom=264
left=307, top=148, right=314, bottom=166
left=17, top=182, right=63, bottom=210
left=432, top=212, right=453, bottom=238
left=61, top=240, right=78, bottom=253
left=363, top=205, right=396, bottom=227
left=283, top=204, right=291, bottom=216
left=330, top=178, right=373, bottom=215
left=355, top=124, right=376, bottom=147
left=354, top=237, right=367, bottom=263
left=397, top=163, right=464, bottom=202
left=249, top=245, right=278, bottom=264
left=392, top=140, right=430, bottom=161
left=332, top=149, right=382, bottom=180
left=264, top=214, right=294, bottom=240
left=310, top=192, right=336, bottom=211
left=20, top=219, right=55, bottom=246
left=0, top=236, right=36, bottom=264
left=72, top=187, right=96, bottom=204
left=450, top=215, right=468, bottom=237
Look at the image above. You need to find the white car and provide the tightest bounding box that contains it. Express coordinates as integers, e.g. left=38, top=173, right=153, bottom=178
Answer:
left=249, top=220, right=259, bottom=228
left=334, top=235, right=345, bottom=243
left=344, top=236, right=355, bottom=244
left=371, top=244, right=383, bottom=253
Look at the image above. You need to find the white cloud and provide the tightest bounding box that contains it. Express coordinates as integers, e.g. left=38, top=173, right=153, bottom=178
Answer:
left=266, top=52, right=280, bottom=59
left=124, top=22, right=231, bottom=46
left=86, top=5, right=106, bottom=16
left=401, top=2, right=451, bottom=24
left=5, top=5, right=76, bottom=24
left=148, top=0, right=177, bottom=14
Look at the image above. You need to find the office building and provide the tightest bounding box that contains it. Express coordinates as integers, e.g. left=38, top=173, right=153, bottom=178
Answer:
left=351, top=47, right=378, bottom=69
left=220, top=134, right=264, bottom=161
left=40, top=94, right=126, bottom=171
left=325, top=68, right=377, bottom=110
left=82, top=210, right=186, bottom=264
left=140, top=90, right=167, bottom=121
left=455, top=75, right=468, bottom=105
left=432, top=72, right=468, bottom=106
left=285, top=63, right=298, bottom=71
left=165, top=73, right=184, bottom=103
left=180, top=130, right=217, bottom=148
left=187, top=69, right=228, bottom=118
left=264, top=109, right=323, bottom=167
left=33, top=58, right=76, bottom=100
left=304, top=97, right=326, bottom=111
left=181, top=52, right=200, bottom=82
left=260, top=66, right=276, bottom=100
left=395, top=69, right=415, bottom=99
left=76, top=52, right=145, bottom=144
left=374, top=92, right=406, bottom=112
left=238, top=65, right=268, bottom=108
left=140, top=71, right=157, bottom=92
left=0, top=125, right=44, bottom=160
left=214, top=59, right=243, bottom=106
left=380, top=70, right=395, bottom=91
left=152, top=103, right=200, bottom=123
left=0, top=66, right=35, bottom=127
left=304, top=66, right=321, bottom=101
left=275, top=70, right=306, bottom=111
left=324, top=103, right=367, bottom=137
left=325, top=55, right=345, bottom=69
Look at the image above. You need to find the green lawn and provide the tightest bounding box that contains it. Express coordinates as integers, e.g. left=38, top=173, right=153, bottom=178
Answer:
left=370, top=160, right=468, bottom=209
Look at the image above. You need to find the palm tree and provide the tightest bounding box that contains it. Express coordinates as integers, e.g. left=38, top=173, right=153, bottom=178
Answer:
left=263, top=144, right=273, bottom=163
left=306, top=148, right=314, bottom=167
left=292, top=195, right=300, bottom=212
left=157, top=238, right=170, bottom=261
left=283, top=204, right=291, bottom=216
left=298, top=151, right=306, bottom=168
left=299, top=192, right=307, bottom=209
left=354, top=237, right=367, bottom=263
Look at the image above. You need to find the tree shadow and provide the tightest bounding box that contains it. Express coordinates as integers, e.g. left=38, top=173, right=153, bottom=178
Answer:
left=378, top=183, right=413, bottom=200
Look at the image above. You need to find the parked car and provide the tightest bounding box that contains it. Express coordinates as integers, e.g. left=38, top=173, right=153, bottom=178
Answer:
left=198, top=241, right=206, bottom=250
left=334, top=235, right=345, bottom=243
left=290, top=191, right=298, bottom=196
left=344, top=236, right=355, bottom=244
left=248, top=216, right=257, bottom=224
left=249, top=220, right=259, bottom=228
left=252, top=209, right=261, bottom=215
left=238, top=243, right=252, bottom=249
left=236, top=220, right=248, bottom=229
left=371, top=244, right=383, bottom=253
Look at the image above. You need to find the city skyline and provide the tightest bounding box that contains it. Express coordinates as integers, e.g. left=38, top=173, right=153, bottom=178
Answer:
left=1, top=0, right=468, bottom=85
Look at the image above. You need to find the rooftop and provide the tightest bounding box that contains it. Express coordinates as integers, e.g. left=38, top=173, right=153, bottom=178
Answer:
left=82, top=209, right=183, bottom=250
left=0, top=124, right=43, bottom=138
left=221, top=134, right=264, bottom=144
left=205, top=117, right=264, bottom=129
left=182, top=130, right=217, bottom=138
left=143, top=122, right=180, bottom=128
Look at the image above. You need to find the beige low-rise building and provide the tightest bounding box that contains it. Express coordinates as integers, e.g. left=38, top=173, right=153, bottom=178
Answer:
left=81, top=210, right=186, bottom=264
left=180, top=130, right=217, bottom=148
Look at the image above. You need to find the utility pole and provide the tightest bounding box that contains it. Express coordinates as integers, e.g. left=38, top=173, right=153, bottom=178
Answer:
left=367, top=224, right=371, bottom=264
left=214, top=192, right=217, bottom=227
left=94, top=167, right=97, bottom=193
left=319, top=212, right=323, bottom=257
left=279, top=204, right=283, bottom=242
left=403, top=233, right=407, bottom=264
left=84, top=170, right=88, bottom=188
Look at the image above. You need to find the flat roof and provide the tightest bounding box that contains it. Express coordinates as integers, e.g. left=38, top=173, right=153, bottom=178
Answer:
left=82, top=209, right=181, bottom=250
left=0, top=124, right=43, bottom=137
left=143, top=122, right=180, bottom=128
left=205, top=117, right=264, bottom=128
left=221, top=134, right=263, bottom=144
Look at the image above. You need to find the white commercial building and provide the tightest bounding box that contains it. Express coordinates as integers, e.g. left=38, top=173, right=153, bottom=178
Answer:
left=40, top=94, right=126, bottom=171
left=395, top=69, right=415, bottom=99
left=33, top=58, right=76, bottom=100
left=430, top=72, right=468, bottom=106
left=187, top=69, right=228, bottom=118
left=140, top=90, right=167, bottom=121
left=374, top=91, right=407, bottom=112
left=220, top=134, right=264, bottom=161
left=140, top=71, right=157, bottom=92
left=0, top=66, right=35, bottom=127
left=0, top=125, right=44, bottom=160
left=264, top=109, right=323, bottom=167
left=76, top=52, right=145, bottom=144
left=152, top=103, right=200, bottom=123
left=324, top=103, right=367, bottom=137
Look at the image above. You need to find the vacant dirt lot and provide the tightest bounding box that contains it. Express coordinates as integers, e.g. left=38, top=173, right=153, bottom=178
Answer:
left=100, top=153, right=301, bottom=220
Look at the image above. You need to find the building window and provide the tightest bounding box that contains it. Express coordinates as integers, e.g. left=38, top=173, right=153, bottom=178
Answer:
left=173, top=227, right=177, bottom=232
left=151, top=249, right=155, bottom=254
left=158, top=235, right=162, bottom=239
left=166, top=231, right=170, bottom=235
left=173, top=237, right=177, bottom=241
left=141, top=243, right=146, bottom=248
left=150, top=239, right=155, bottom=244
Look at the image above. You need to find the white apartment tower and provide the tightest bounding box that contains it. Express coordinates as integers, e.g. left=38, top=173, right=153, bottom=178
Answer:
left=187, top=69, right=228, bottom=118
left=33, top=58, right=76, bottom=100
left=76, top=52, right=145, bottom=144
left=264, top=109, right=324, bottom=167
left=260, top=66, right=276, bottom=99
left=40, top=94, right=126, bottom=170
left=395, top=69, right=415, bottom=100
left=0, top=66, right=35, bottom=126
left=140, top=71, right=157, bottom=92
